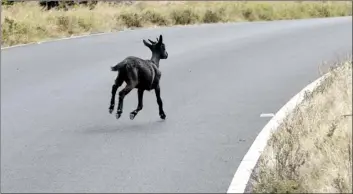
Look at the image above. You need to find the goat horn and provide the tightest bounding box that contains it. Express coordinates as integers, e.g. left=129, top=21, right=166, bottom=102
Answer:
left=143, top=39, right=152, bottom=47
left=148, top=39, right=156, bottom=44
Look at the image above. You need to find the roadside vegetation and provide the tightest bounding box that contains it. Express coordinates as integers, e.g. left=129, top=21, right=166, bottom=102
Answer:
left=250, top=57, right=353, bottom=193
left=1, top=1, right=352, bottom=47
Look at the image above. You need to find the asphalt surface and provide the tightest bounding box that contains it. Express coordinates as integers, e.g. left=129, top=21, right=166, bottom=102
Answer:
left=1, top=17, right=352, bottom=193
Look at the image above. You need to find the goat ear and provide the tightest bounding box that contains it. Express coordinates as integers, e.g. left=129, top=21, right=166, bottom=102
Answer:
left=143, top=39, right=152, bottom=48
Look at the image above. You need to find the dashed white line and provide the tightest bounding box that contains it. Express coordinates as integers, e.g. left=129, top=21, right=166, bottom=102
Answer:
left=259, top=113, right=275, bottom=118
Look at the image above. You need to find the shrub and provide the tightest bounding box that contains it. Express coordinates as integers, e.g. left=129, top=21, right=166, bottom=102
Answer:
left=142, top=10, right=169, bottom=26
left=117, top=12, right=142, bottom=28
left=170, top=9, right=199, bottom=25
left=202, top=10, right=222, bottom=23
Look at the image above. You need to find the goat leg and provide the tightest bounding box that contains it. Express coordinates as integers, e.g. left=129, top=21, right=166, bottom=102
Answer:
left=155, top=85, right=166, bottom=120
left=109, top=75, right=124, bottom=114
left=116, top=85, right=134, bottom=119
left=109, top=84, right=118, bottom=114
left=130, top=89, right=144, bottom=120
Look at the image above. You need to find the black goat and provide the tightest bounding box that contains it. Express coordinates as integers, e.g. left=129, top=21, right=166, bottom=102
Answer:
left=109, top=34, right=169, bottom=120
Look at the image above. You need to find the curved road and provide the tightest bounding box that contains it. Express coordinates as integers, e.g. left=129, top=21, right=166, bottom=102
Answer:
left=1, top=17, right=352, bottom=193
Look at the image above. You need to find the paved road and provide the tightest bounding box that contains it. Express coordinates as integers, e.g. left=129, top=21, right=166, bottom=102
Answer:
left=1, top=17, right=352, bottom=193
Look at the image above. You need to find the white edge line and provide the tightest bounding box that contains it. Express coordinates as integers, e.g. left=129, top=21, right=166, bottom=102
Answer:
left=2, top=17, right=349, bottom=50
left=0, top=21, right=256, bottom=50
left=0, top=25, right=166, bottom=50
left=0, top=23, right=228, bottom=50
left=0, top=32, right=111, bottom=50
left=226, top=73, right=330, bottom=193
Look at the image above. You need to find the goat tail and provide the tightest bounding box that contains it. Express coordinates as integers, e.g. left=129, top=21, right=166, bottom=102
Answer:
left=110, top=60, right=126, bottom=72
left=110, top=65, right=119, bottom=71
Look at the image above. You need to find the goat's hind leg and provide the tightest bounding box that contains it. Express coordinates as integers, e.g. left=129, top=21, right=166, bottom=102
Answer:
left=109, top=74, right=124, bottom=114
left=130, top=89, right=144, bottom=120
left=116, top=83, right=135, bottom=119
left=116, top=66, right=138, bottom=119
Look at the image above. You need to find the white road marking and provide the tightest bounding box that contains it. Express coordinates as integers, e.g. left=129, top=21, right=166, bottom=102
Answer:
left=0, top=22, right=224, bottom=50
left=259, top=113, right=275, bottom=118
left=1, top=19, right=316, bottom=50
left=1, top=32, right=109, bottom=50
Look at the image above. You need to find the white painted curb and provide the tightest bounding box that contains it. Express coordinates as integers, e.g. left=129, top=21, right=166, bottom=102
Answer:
left=226, top=73, right=330, bottom=193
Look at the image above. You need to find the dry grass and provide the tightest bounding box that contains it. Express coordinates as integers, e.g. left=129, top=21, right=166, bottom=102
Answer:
left=251, top=58, right=353, bottom=193
left=1, top=1, right=352, bottom=47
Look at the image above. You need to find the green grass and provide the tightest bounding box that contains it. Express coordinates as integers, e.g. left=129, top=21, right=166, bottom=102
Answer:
left=250, top=57, right=353, bottom=193
left=1, top=1, right=352, bottom=47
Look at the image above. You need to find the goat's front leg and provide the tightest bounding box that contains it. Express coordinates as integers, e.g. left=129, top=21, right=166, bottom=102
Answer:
left=155, top=85, right=166, bottom=120
left=116, top=85, right=134, bottom=119
left=130, top=89, right=144, bottom=120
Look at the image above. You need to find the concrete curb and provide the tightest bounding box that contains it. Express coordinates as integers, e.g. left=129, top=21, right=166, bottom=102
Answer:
left=226, top=72, right=330, bottom=193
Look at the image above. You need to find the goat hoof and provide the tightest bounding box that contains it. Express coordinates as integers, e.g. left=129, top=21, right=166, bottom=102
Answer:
left=130, top=112, right=136, bottom=120
left=109, top=105, right=114, bottom=114
left=160, top=113, right=166, bottom=120
left=115, top=112, right=122, bottom=119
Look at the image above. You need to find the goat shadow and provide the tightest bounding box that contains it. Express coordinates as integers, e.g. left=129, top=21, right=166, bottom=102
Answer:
left=80, top=119, right=167, bottom=134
